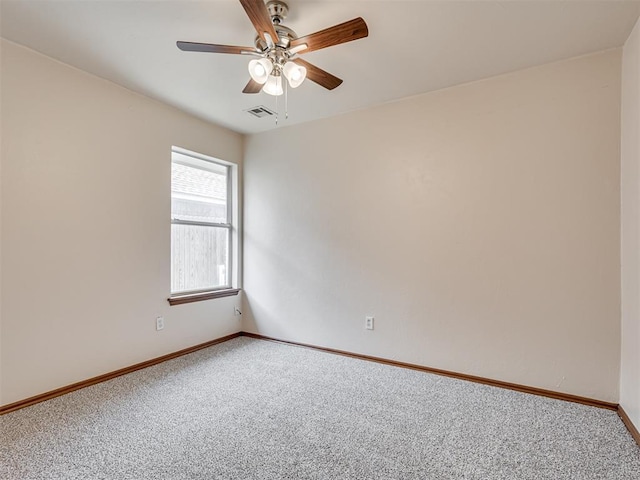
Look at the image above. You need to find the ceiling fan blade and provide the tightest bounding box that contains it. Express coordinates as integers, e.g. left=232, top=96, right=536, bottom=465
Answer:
left=290, top=17, right=368, bottom=54
left=239, top=0, right=279, bottom=43
left=293, top=58, right=343, bottom=90
left=243, top=78, right=264, bottom=94
left=177, top=41, right=254, bottom=55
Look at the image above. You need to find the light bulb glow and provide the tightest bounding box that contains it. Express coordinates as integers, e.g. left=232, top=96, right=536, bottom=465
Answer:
left=248, top=58, right=273, bottom=84
left=283, top=61, right=307, bottom=88
left=263, top=75, right=284, bottom=96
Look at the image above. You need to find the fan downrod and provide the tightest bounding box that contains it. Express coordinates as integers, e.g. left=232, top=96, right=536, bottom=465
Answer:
left=266, top=1, right=288, bottom=24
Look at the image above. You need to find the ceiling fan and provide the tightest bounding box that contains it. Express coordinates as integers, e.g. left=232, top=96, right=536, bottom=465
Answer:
left=177, top=0, right=368, bottom=96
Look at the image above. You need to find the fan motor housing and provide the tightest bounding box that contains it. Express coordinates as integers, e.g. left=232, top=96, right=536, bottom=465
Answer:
left=254, top=23, right=297, bottom=51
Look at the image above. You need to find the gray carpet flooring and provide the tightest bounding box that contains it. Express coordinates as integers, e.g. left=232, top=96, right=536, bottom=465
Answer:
left=1, top=337, right=639, bottom=479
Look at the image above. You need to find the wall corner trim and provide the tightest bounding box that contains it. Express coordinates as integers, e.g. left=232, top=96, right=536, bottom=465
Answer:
left=618, top=405, right=640, bottom=447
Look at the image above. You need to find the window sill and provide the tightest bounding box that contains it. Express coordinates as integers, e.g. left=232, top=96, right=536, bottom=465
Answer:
left=168, top=288, right=241, bottom=306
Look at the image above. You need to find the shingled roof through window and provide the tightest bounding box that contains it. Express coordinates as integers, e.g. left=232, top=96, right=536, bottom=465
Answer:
left=172, top=163, right=226, bottom=202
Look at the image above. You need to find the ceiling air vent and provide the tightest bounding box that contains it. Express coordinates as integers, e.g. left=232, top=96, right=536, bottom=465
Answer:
left=245, top=106, right=276, bottom=118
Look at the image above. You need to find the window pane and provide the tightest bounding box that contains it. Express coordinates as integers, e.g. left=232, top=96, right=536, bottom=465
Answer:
left=171, top=224, right=229, bottom=293
left=171, top=162, right=227, bottom=223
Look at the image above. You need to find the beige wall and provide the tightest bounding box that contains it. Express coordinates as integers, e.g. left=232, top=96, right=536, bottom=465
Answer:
left=621, top=17, right=640, bottom=431
left=1, top=38, right=627, bottom=408
left=0, top=40, right=243, bottom=406
left=243, top=50, right=622, bottom=402
left=0, top=38, right=3, bottom=405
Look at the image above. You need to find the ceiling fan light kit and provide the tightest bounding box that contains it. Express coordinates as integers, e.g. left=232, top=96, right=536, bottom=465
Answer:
left=248, top=56, right=306, bottom=94
left=177, top=0, right=369, bottom=115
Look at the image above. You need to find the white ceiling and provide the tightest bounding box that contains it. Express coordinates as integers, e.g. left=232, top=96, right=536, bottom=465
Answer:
left=2, top=0, right=639, bottom=134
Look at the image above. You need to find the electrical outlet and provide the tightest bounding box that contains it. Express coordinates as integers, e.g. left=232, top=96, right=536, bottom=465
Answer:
left=365, top=315, right=374, bottom=330
left=156, top=316, right=164, bottom=331
left=234, top=306, right=242, bottom=316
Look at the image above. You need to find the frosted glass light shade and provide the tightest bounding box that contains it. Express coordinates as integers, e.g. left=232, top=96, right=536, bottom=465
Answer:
left=263, top=75, right=284, bottom=96
left=248, top=58, right=273, bottom=84
left=283, top=61, right=307, bottom=88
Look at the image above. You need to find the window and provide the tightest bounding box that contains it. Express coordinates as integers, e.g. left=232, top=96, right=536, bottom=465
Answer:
left=169, top=147, right=239, bottom=304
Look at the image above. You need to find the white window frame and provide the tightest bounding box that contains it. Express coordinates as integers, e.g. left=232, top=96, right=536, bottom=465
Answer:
left=169, top=146, right=240, bottom=304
